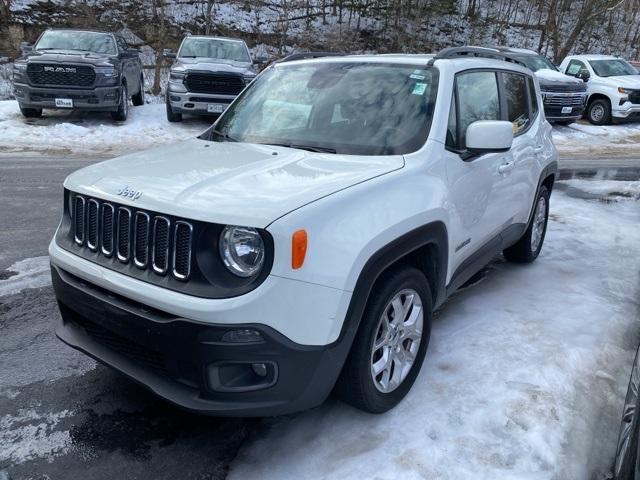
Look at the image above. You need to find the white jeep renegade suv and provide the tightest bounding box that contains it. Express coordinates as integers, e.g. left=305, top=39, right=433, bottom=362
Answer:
left=49, top=47, right=558, bottom=416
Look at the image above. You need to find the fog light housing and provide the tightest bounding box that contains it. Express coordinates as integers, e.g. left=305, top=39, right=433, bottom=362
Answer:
left=221, top=328, right=264, bottom=344
left=207, top=361, right=277, bottom=392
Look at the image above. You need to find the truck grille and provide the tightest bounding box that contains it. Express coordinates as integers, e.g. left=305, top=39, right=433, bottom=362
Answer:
left=72, top=194, right=193, bottom=281
left=628, top=91, right=640, bottom=104
left=184, top=72, right=244, bottom=95
left=27, top=63, right=96, bottom=88
left=542, top=92, right=586, bottom=107
left=540, top=83, right=587, bottom=93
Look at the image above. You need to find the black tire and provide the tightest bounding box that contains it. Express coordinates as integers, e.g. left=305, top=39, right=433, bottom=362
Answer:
left=132, top=75, right=145, bottom=106
left=19, top=106, right=42, bottom=118
left=336, top=267, right=432, bottom=413
left=166, top=93, right=182, bottom=122
left=111, top=84, right=129, bottom=121
left=587, top=98, right=612, bottom=125
left=614, top=346, right=640, bottom=480
left=504, top=185, right=550, bottom=263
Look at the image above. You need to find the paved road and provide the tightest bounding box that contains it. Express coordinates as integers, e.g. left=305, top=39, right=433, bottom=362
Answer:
left=0, top=155, right=257, bottom=480
left=0, top=153, right=639, bottom=480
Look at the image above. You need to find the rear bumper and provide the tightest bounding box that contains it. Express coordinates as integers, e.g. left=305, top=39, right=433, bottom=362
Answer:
left=13, top=82, right=121, bottom=111
left=167, top=83, right=236, bottom=115
left=52, top=264, right=348, bottom=417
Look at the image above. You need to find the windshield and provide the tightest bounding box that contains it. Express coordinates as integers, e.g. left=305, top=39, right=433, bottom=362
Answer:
left=590, top=59, right=638, bottom=77
left=178, top=38, right=250, bottom=62
left=35, top=31, right=116, bottom=55
left=516, top=55, right=558, bottom=72
left=209, top=62, right=437, bottom=155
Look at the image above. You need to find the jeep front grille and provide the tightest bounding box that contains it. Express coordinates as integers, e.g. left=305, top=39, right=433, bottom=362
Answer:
left=184, top=72, right=244, bottom=95
left=71, top=195, right=193, bottom=281
left=27, top=63, right=96, bottom=88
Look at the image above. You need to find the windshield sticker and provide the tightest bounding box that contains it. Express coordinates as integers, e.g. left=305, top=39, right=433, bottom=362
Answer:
left=412, top=83, right=427, bottom=95
left=410, top=73, right=425, bottom=80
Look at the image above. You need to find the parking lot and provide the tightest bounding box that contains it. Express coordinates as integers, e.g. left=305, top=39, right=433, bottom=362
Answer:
left=1, top=135, right=639, bottom=478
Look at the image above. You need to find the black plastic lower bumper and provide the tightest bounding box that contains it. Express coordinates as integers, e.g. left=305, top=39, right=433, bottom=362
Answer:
left=51, top=264, right=347, bottom=417
left=543, top=104, right=585, bottom=122
left=13, top=83, right=121, bottom=111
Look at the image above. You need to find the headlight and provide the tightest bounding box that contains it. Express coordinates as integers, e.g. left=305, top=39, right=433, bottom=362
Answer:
left=170, top=70, right=185, bottom=81
left=243, top=75, right=256, bottom=85
left=95, top=66, right=117, bottom=77
left=219, top=226, right=265, bottom=277
left=618, top=87, right=633, bottom=94
left=12, top=62, right=27, bottom=80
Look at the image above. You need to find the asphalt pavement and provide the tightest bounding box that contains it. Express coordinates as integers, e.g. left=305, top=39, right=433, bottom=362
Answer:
left=0, top=152, right=639, bottom=480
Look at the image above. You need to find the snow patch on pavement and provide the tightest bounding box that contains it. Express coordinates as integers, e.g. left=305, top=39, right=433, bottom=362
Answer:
left=229, top=185, right=640, bottom=480
left=552, top=121, right=640, bottom=156
left=0, top=408, right=73, bottom=465
left=0, top=100, right=205, bottom=156
left=0, top=256, right=51, bottom=297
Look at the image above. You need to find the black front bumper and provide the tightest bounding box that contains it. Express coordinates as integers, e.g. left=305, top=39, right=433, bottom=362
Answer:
left=51, top=265, right=346, bottom=416
left=543, top=104, right=586, bottom=122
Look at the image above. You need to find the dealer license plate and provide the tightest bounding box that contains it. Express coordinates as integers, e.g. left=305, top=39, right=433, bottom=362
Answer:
left=55, top=98, right=73, bottom=108
left=561, top=106, right=573, bottom=114
left=207, top=103, right=225, bottom=114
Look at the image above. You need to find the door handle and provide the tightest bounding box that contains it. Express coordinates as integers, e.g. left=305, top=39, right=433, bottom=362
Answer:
left=498, top=161, right=515, bottom=174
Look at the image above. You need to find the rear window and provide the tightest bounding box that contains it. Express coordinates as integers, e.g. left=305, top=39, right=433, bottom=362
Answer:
left=503, top=73, right=531, bottom=135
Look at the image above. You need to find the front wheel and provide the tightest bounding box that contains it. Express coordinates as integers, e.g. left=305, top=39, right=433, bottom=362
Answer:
left=132, top=75, right=145, bottom=106
left=336, top=267, right=432, bottom=413
left=503, top=185, right=550, bottom=263
left=587, top=98, right=612, bottom=125
left=614, top=346, right=640, bottom=480
left=111, top=84, right=129, bottom=121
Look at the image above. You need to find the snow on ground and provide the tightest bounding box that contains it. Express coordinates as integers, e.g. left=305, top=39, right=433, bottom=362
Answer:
left=0, top=101, right=205, bottom=156
left=552, top=120, right=640, bottom=157
left=229, top=183, right=640, bottom=480
left=0, top=256, right=50, bottom=297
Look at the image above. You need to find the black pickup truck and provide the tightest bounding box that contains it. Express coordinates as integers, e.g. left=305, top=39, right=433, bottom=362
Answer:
left=12, top=29, right=144, bottom=121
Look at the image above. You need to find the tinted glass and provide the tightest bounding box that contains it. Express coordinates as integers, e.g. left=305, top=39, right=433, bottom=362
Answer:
left=35, top=31, right=117, bottom=55
left=517, top=55, right=558, bottom=72
left=446, top=94, right=458, bottom=149
left=210, top=62, right=438, bottom=155
left=179, top=38, right=250, bottom=62
left=590, top=59, right=638, bottom=77
left=456, top=71, right=500, bottom=148
left=528, top=77, right=539, bottom=117
left=503, top=73, right=530, bottom=134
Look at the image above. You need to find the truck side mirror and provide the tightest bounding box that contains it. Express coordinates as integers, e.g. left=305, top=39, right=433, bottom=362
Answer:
left=163, top=49, right=176, bottom=59
left=578, top=70, right=590, bottom=82
left=253, top=56, right=268, bottom=65
left=20, top=42, right=32, bottom=54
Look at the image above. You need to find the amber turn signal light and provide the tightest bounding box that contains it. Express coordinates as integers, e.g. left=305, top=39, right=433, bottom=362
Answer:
left=291, top=230, right=307, bottom=269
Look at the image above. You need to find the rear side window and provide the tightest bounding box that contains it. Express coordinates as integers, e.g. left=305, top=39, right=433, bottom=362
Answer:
left=453, top=71, right=500, bottom=149
left=528, top=77, right=539, bottom=118
left=503, top=73, right=530, bottom=135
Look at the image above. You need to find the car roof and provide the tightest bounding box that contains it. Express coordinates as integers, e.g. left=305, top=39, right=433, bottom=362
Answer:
left=276, top=53, right=533, bottom=75
left=45, top=28, right=114, bottom=35
left=183, top=35, right=246, bottom=43
left=565, top=54, right=619, bottom=61
left=495, top=46, right=539, bottom=56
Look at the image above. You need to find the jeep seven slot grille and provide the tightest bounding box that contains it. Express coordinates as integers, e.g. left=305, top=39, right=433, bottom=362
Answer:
left=27, top=63, right=96, bottom=88
left=72, top=194, right=193, bottom=281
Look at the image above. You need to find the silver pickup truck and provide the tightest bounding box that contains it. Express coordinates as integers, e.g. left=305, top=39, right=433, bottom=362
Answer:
left=164, top=36, right=266, bottom=122
left=12, top=29, right=144, bottom=121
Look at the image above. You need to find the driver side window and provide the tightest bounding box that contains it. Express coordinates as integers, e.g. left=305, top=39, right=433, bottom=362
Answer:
left=566, top=60, right=587, bottom=77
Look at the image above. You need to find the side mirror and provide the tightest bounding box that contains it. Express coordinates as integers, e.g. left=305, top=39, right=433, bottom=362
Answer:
left=578, top=70, right=590, bottom=82
left=163, top=49, right=176, bottom=59
left=127, top=47, right=140, bottom=55
left=465, top=120, right=513, bottom=156
left=20, top=42, right=32, bottom=54
left=253, top=56, right=268, bottom=65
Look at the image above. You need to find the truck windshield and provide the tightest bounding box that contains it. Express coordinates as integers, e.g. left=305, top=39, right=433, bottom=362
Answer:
left=178, top=38, right=250, bottom=62
left=35, top=31, right=117, bottom=55
left=517, top=55, right=558, bottom=72
left=209, top=62, right=438, bottom=155
left=590, top=59, right=638, bottom=77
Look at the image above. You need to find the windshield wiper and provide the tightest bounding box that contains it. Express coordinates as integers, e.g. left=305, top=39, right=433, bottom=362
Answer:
left=266, top=143, right=337, bottom=154
left=210, top=129, right=238, bottom=142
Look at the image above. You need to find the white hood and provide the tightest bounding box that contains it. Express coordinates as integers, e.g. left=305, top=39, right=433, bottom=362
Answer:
left=606, top=75, right=640, bottom=88
left=64, top=139, right=404, bottom=227
left=534, top=68, right=584, bottom=85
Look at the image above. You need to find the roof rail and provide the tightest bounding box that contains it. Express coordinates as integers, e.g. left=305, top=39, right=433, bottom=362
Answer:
left=277, top=51, right=346, bottom=63
left=427, top=46, right=527, bottom=67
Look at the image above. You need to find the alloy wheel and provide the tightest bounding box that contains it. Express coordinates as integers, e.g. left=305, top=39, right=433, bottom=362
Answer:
left=370, top=289, right=423, bottom=393
left=530, top=196, right=547, bottom=252
left=615, top=349, right=640, bottom=478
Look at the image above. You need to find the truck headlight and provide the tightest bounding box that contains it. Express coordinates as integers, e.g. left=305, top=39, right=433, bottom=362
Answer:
left=95, top=66, right=117, bottom=77
left=243, top=75, right=256, bottom=85
left=170, top=70, right=185, bottom=81
left=12, top=62, right=27, bottom=80
left=618, top=87, right=633, bottom=95
left=220, top=226, right=265, bottom=277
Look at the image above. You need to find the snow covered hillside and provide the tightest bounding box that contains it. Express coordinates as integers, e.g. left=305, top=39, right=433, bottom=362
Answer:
left=228, top=180, right=640, bottom=480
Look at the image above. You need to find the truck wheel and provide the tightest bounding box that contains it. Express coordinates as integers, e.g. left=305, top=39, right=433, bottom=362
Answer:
left=503, top=185, right=550, bottom=263
left=336, top=267, right=432, bottom=413
left=111, top=84, right=129, bottom=121
left=613, top=346, right=640, bottom=480
left=20, top=106, right=42, bottom=118
left=587, top=98, right=611, bottom=125
left=132, top=75, right=145, bottom=106
left=166, top=94, right=182, bottom=122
